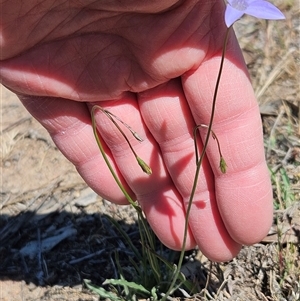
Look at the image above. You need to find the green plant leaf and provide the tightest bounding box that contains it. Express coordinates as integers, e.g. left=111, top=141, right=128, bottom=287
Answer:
left=151, top=286, right=158, bottom=300
left=103, top=279, right=151, bottom=296
left=84, top=279, right=124, bottom=301
left=143, top=244, right=196, bottom=294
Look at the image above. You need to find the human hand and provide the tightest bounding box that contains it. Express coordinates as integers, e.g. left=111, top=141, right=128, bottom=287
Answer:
left=0, top=0, right=273, bottom=262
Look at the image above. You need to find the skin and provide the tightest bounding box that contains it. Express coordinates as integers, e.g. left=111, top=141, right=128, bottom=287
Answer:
left=0, top=0, right=273, bottom=262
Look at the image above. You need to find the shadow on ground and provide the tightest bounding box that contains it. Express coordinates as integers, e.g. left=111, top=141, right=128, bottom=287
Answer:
left=0, top=207, right=144, bottom=287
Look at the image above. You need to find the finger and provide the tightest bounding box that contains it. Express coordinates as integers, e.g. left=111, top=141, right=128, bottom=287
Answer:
left=90, top=94, right=196, bottom=250
left=139, top=79, right=241, bottom=262
left=182, top=32, right=273, bottom=245
left=18, top=95, right=134, bottom=204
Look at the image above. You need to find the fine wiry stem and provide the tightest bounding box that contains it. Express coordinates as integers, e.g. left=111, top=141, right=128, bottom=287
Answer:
left=92, top=105, right=152, bottom=175
left=99, top=107, right=140, bottom=158
left=195, top=124, right=227, bottom=173
left=91, top=106, right=138, bottom=207
left=162, top=27, right=231, bottom=300
left=104, top=109, right=144, bottom=142
left=193, top=124, right=224, bottom=164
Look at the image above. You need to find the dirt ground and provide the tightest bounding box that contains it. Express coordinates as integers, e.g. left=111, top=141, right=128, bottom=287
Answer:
left=1, top=2, right=300, bottom=301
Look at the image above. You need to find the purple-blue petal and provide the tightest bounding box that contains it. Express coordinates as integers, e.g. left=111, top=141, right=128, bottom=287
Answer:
left=225, top=5, right=245, bottom=27
left=245, top=1, right=285, bottom=20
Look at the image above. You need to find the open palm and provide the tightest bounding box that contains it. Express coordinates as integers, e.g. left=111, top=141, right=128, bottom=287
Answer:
left=0, top=0, right=273, bottom=261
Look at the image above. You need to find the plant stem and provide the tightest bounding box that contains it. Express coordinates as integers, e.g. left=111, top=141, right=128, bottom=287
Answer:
left=194, top=125, right=223, bottom=162
left=91, top=106, right=138, bottom=207
left=162, top=27, right=231, bottom=300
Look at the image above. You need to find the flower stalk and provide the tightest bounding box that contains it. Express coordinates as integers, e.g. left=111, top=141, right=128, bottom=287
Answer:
left=89, top=1, right=285, bottom=298
left=161, top=26, right=232, bottom=300
left=194, top=124, right=227, bottom=174
left=164, top=2, right=285, bottom=295
left=91, top=105, right=152, bottom=176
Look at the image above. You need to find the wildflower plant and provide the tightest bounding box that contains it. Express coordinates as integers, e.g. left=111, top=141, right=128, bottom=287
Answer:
left=225, top=0, right=285, bottom=27
left=88, top=1, right=285, bottom=300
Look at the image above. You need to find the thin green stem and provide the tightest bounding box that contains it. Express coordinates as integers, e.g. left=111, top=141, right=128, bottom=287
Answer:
left=92, top=105, right=151, bottom=175
left=162, top=27, right=231, bottom=300
left=196, top=124, right=224, bottom=160
left=91, top=106, right=137, bottom=207
left=104, top=109, right=144, bottom=142
left=100, top=107, right=139, bottom=158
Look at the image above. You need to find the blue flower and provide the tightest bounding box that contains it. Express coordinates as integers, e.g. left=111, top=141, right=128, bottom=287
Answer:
left=225, top=0, right=285, bottom=27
